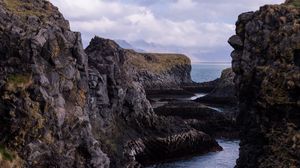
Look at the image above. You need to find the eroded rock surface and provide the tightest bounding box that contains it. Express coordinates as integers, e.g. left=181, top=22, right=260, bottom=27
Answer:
left=125, top=50, right=193, bottom=92
left=0, top=0, right=109, bottom=167
left=0, top=1, right=222, bottom=168
left=230, top=4, right=300, bottom=168
left=85, top=37, right=222, bottom=167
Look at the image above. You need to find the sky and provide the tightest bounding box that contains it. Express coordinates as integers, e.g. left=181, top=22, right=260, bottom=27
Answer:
left=50, top=0, right=284, bottom=62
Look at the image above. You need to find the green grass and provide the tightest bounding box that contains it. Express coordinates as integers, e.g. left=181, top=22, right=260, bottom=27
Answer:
left=3, top=0, right=51, bottom=18
left=126, top=51, right=191, bottom=73
left=0, top=145, right=14, bottom=161
left=285, top=0, right=300, bottom=7
left=7, top=74, right=31, bottom=85
left=6, top=73, right=32, bottom=92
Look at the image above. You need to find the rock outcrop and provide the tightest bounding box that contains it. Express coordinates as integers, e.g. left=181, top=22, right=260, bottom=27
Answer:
left=195, top=68, right=236, bottom=104
left=125, top=49, right=193, bottom=95
left=230, top=4, right=300, bottom=168
left=155, top=101, right=238, bottom=139
left=0, top=0, right=109, bottom=167
left=85, top=37, right=222, bottom=167
left=0, top=1, right=222, bottom=168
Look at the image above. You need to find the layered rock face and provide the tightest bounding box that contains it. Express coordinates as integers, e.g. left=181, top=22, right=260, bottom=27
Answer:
left=0, top=0, right=109, bottom=167
left=0, top=1, right=223, bottom=167
left=125, top=50, right=193, bottom=92
left=85, top=37, right=221, bottom=167
left=155, top=101, right=238, bottom=138
left=230, top=5, right=300, bottom=168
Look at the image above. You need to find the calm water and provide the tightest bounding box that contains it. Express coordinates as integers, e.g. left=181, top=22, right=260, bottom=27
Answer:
left=147, top=63, right=239, bottom=168
left=191, top=63, right=231, bottom=83
left=148, top=140, right=240, bottom=168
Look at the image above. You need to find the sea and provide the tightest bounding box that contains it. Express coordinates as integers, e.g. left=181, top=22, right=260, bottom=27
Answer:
left=148, top=63, right=240, bottom=168
left=191, top=62, right=231, bottom=83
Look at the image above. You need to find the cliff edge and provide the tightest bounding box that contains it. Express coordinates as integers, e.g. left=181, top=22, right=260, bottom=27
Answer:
left=0, top=1, right=222, bottom=167
left=230, top=4, right=300, bottom=168
left=125, top=50, right=193, bottom=92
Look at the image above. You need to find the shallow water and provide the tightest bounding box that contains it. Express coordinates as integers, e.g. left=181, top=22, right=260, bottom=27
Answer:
left=148, top=139, right=240, bottom=168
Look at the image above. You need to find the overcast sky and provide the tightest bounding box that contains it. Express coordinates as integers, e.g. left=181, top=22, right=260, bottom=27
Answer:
left=50, top=0, right=284, bottom=62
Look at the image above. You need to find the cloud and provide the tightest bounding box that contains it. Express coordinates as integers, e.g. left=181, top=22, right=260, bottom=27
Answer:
left=50, top=0, right=284, bottom=62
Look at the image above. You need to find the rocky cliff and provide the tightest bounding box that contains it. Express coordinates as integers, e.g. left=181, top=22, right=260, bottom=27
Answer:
left=0, top=0, right=109, bottom=167
left=0, top=1, right=222, bottom=167
left=195, top=68, right=236, bottom=104
left=85, top=37, right=221, bottom=167
left=230, top=4, right=300, bottom=168
left=125, top=49, right=193, bottom=92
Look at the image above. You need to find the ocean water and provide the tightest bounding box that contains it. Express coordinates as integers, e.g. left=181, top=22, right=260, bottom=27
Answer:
left=146, top=63, right=239, bottom=168
left=191, top=63, right=231, bottom=83
left=148, top=140, right=240, bottom=168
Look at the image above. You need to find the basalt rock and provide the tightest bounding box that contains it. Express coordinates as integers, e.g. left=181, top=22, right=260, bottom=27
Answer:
left=124, top=49, right=193, bottom=96
left=230, top=4, right=300, bottom=168
left=195, top=68, right=236, bottom=105
left=85, top=37, right=222, bottom=167
left=0, top=0, right=109, bottom=167
left=155, top=101, right=238, bottom=139
left=0, top=1, right=222, bottom=168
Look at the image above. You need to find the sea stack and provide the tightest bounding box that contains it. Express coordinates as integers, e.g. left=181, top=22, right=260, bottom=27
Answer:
left=230, top=4, right=300, bottom=168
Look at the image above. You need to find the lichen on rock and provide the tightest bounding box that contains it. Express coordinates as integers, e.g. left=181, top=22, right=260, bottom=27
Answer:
left=230, top=4, right=300, bottom=168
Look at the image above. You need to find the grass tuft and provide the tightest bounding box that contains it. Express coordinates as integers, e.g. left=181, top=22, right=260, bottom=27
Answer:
left=0, top=145, right=14, bottom=161
left=6, top=73, right=32, bottom=92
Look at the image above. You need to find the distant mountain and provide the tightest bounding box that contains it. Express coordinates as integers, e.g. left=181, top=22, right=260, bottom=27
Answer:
left=115, top=39, right=231, bottom=63
left=115, top=39, right=145, bottom=52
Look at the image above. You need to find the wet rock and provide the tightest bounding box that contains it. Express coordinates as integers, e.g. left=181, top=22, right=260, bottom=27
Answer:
left=154, top=100, right=238, bottom=139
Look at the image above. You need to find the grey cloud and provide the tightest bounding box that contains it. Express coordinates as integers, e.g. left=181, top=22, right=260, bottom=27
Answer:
left=50, top=0, right=284, bottom=62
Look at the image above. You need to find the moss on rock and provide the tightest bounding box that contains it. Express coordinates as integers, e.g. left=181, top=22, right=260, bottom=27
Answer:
left=126, top=50, right=191, bottom=74
left=5, top=74, right=32, bottom=92
left=3, top=0, right=51, bottom=18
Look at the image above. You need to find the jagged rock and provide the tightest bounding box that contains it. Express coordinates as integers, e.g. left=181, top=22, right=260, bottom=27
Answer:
left=231, top=4, right=300, bottom=168
left=0, top=0, right=109, bottom=167
left=154, top=100, right=238, bottom=139
left=126, top=130, right=222, bottom=165
left=85, top=37, right=222, bottom=167
left=0, top=1, right=226, bottom=167
left=195, top=68, right=236, bottom=105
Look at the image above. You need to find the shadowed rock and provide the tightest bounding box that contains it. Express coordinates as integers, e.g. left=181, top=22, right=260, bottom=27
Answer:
left=195, top=68, right=236, bottom=105
left=85, top=37, right=222, bottom=167
left=231, top=4, right=300, bottom=168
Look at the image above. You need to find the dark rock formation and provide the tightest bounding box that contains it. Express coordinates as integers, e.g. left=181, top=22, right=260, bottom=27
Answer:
left=183, top=78, right=220, bottom=93
left=195, top=68, right=236, bottom=104
left=125, top=50, right=193, bottom=92
left=155, top=101, right=238, bottom=139
left=230, top=5, right=300, bottom=168
left=0, top=1, right=222, bottom=168
left=0, top=0, right=109, bottom=167
left=85, top=37, right=222, bottom=167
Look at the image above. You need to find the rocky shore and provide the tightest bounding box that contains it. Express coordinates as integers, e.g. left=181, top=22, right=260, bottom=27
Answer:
left=0, top=1, right=223, bottom=167
left=3, top=0, right=298, bottom=168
